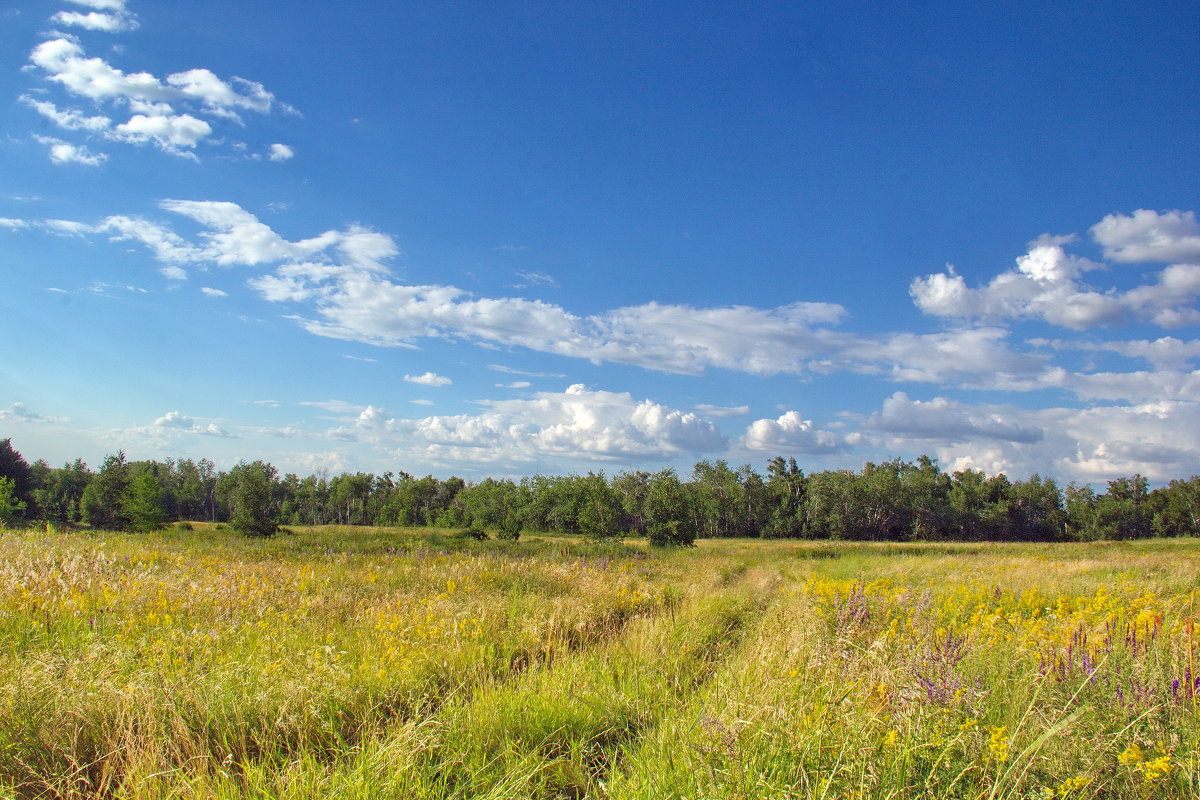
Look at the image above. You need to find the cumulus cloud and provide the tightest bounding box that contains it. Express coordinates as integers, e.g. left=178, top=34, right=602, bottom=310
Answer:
left=200, top=287, right=227, bottom=297
left=159, top=265, right=187, bottom=280
left=0, top=402, right=68, bottom=423
left=911, top=227, right=1200, bottom=330
left=114, top=113, right=212, bottom=155
left=152, top=410, right=235, bottom=437
left=267, top=143, right=294, bottom=161
left=51, top=7, right=138, bottom=32
left=1090, top=209, right=1200, bottom=263
left=33, top=202, right=1200, bottom=402
left=30, top=200, right=1056, bottom=385
left=21, top=96, right=111, bottom=132
left=836, top=327, right=1048, bottom=389
left=942, top=401, right=1200, bottom=483
left=404, top=372, right=452, bottom=387
left=742, top=411, right=844, bottom=453
left=864, top=392, right=1043, bottom=444
left=330, top=384, right=727, bottom=465
left=34, top=136, right=107, bottom=165
left=1057, top=369, right=1200, bottom=404
left=1033, top=336, right=1200, bottom=371
left=24, top=32, right=290, bottom=160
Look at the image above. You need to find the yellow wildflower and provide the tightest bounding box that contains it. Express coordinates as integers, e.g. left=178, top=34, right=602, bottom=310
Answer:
left=1056, top=775, right=1089, bottom=795
left=1117, top=743, right=1145, bottom=766
left=986, top=726, right=1010, bottom=763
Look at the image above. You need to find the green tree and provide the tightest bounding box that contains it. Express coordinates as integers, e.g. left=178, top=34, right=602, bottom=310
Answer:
left=1005, top=474, right=1066, bottom=541
left=1091, top=475, right=1152, bottom=540
left=32, top=458, right=92, bottom=524
left=643, top=470, right=696, bottom=546
left=574, top=473, right=623, bottom=540
left=0, top=476, right=27, bottom=527
left=122, top=472, right=166, bottom=532
left=1151, top=477, right=1200, bottom=537
left=0, top=439, right=34, bottom=521
left=80, top=452, right=131, bottom=530
left=226, top=461, right=280, bottom=537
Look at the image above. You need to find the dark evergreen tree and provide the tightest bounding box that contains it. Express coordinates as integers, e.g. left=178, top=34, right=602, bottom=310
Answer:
left=80, top=452, right=131, bottom=530
left=0, top=439, right=34, bottom=520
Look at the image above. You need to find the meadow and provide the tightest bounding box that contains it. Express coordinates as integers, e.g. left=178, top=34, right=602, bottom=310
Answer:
left=2, top=525, right=1198, bottom=799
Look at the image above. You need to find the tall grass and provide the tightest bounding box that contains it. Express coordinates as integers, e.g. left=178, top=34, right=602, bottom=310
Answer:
left=1, top=529, right=1198, bottom=798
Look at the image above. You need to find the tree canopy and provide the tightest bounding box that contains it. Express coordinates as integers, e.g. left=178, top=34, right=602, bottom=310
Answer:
left=1, top=438, right=1198, bottom=544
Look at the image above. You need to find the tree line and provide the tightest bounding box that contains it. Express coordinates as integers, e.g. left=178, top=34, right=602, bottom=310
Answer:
left=1, top=438, right=1198, bottom=544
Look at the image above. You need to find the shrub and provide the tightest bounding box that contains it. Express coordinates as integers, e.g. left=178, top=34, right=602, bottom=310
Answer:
left=457, top=526, right=489, bottom=541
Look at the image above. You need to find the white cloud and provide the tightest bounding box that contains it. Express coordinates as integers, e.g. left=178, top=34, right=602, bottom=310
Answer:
left=863, top=392, right=1044, bottom=444
left=911, top=216, right=1200, bottom=330
left=1090, top=209, right=1200, bottom=263
left=21, top=96, right=112, bottom=132
left=1120, top=264, right=1200, bottom=327
left=25, top=35, right=290, bottom=160
left=38, top=203, right=1200, bottom=398
left=114, top=113, right=212, bottom=155
left=64, top=0, right=129, bottom=10
left=496, top=381, right=532, bottom=389
left=1057, top=369, right=1200, bottom=404
left=841, top=327, right=1047, bottom=388
left=100, top=215, right=204, bottom=263
left=267, top=143, right=294, bottom=161
left=299, top=399, right=365, bottom=415
left=490, top=364, right=567, bottom=378
left=93, top=201, right=863, bottom=376
left=694, top=403, right=750, bottom=417
left=404, top=372, right=452, bottom=387
left=42, top=219, right=94, bottom=237
left=910, top=241, right=1124, bottom=330
left=0, top=402, right=68, bottom=423
left=159, top=265, right=187, bottom=280
left=330, top=384, right=727, bottom=465
left=34, top=136, right=107, bottom=166
left=29, top=38, right=285, bottom=114
left=513, top=270, right=558, bottom=288
left=200, top=287, right=227, bottom=297
left=848, top=392, right=1200, bottom=484
left=154, top=410, right=195, bottom=429
left=1034, top=336, right=1200, bottom=371
left=50, top=8, right=138, bottom=32
left=0, top=219, right=29, bottom=230
left=152, top=410, right=235, bottom=437
left=742, top=411, right=844, bottom=453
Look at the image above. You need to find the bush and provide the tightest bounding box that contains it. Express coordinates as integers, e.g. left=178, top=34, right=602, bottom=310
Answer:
left=457, top=526, right=489, bottom=541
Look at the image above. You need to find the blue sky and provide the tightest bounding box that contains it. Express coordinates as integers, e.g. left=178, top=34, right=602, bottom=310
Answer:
left=2, top=0, right=1198, bottom=484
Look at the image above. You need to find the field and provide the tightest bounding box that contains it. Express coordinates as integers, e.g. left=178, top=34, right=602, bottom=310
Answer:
left=2, top=526, right=1199, bottom=799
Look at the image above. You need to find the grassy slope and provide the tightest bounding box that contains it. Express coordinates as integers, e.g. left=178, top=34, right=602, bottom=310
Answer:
left=1, top=527, right=1198, bottom=799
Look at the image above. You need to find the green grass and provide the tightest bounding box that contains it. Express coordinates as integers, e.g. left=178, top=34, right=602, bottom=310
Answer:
left=1, top=527, right=1198, bottom=798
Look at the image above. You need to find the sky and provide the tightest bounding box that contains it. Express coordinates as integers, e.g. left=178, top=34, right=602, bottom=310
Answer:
left=1, top=0, right=1198, bottom=485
